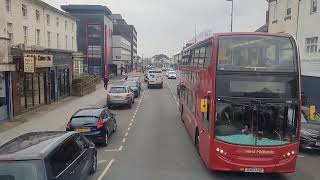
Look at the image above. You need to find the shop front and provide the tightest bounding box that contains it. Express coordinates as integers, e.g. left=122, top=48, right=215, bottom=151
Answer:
left=0, top=72, right=10, bottom=121
left=11, top=50, right=52, bottom=115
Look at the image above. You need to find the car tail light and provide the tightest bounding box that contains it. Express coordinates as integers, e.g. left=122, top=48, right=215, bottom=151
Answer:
left=66, top=120, right=72, bottom=130
left=97, top=119, right=104, bottom=129
left=125, top=93, right=130, bottom=99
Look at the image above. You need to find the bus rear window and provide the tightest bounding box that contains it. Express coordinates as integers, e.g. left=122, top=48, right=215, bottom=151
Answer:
left=218, top=35, right=297, bottom=72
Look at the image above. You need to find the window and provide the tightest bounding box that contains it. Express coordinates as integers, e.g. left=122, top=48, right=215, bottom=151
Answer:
left=311, top=0, right=317, bottom=13
left=22, top=4, right=27, bottom=17
left=65, top=35, right=68, bottom=49
left=47, top=31, right=51, bottom=48
left=72, top=36, right=74, bottom=49
left=199, top=47, right=206, bottom=67
left=270, top=3, right=278, bottom=20
left=72, top=23, right=74, bottom=32
left=57, top=33, right=60, bottom=48
left=286, top=0, right=292, bottom=15
left=65, top=20, right=67, bottom=30
left=56, top=17, right=59, bottom=27
left=6, top=0, right=11, bottom=12
left=204, top=43, right=213, bottom=67
left=49, top=139, right=80, bottom=177
left=75, top=135, right=88, bottom=153
left=36, top=10, right=40, bottom=21
left=305, top=37, right=318, bottom=53
left=7, top=22, right=13, bottom=42
left=36, top=29, right=40, bottom=46
left=23, top=26, right=28, bottom=45
left=46, top=14, right=50, bottom=25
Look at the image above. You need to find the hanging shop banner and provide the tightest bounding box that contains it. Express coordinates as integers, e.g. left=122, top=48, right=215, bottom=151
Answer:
left=24, top=54, right=53, bottom=68
left=23, top=57, right=35, bottom=73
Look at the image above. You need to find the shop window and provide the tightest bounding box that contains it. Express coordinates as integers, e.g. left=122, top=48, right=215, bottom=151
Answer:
left=0, top=73, right=9, bottom=121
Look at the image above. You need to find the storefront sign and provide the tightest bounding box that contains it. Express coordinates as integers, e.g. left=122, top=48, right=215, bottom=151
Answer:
left=23, top=57, right=35, bottom=73
left=24, top=54, right=53, bottom=68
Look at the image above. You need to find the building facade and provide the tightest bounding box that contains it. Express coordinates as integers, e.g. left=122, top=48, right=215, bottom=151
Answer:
left=112, top=35, right=132, bottom=75
left=111, top=14, right=138, bottom=72
left=0, top=0, right=77, bottom=117
left=268, top=0, right=320, bottom=107
left=61, top=5, right=113, bottom=79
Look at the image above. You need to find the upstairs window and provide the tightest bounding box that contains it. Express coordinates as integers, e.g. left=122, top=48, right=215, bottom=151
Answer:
left=6, top=0, right=11, bottom=12
left=311, top=0, right=317, bottom=13
left=46, top=14, right=50, bottom=25
left=286, top=0, right=292, bottom=16
left=22, top=4, right=27, bottom=17
left=56, top=17, right=59, bottom=27
left=305, top=37, right=318, bottom=53
left=36, top=10, right=40, bottom=21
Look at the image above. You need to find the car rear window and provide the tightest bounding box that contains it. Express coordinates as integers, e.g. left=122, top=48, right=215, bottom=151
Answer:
left=110, top=87, right=127, bottom=93
left=71, top=117, right=98, bottom=126
left=0, top=160, right=46, bottom=180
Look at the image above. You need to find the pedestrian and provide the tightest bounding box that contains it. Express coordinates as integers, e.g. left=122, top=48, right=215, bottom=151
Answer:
left=104, top=78, right=109, bottom=90
left=121, top=64, right=123, bottom=75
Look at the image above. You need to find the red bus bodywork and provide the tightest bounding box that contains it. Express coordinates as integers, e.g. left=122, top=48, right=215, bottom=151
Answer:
left=179, top=32, right=301, bottom=173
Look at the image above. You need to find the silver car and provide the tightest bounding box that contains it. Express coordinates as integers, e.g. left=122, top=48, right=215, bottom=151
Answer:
left=107, top=86, right=135, bottom=108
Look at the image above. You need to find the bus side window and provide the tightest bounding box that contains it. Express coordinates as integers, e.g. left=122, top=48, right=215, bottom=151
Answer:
left=204, top=43, right=213, bottom=67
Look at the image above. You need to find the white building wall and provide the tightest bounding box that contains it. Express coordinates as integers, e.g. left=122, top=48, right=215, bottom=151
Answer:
left=268, top=0, right=299, bottom=38
left=0, top=0, right=77, bottom=51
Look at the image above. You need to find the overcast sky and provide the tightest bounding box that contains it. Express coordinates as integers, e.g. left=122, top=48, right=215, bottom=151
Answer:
left=44, top=0, right=267, bottom=57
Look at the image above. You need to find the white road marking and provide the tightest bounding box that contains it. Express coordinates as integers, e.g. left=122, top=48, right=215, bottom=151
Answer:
left=299, top=155, right=305, bottom=158
left=132, top=115, right=135, bottom=119
left=122, top=138, right=126, bottom=143
left=129, top=122, right=132, bottom=126
left=127, top=127, right=131, bottom=131
left=105, top=149, right=119, bottom=152
left=131, top=118, right=134, bottom=122
left=118, top=145, right=123, bottom=151
left=98, top=160, right=108, bottom=164
left=97, top=159, right=115, bottom=180
left=125, top=132, right=129, bottom=136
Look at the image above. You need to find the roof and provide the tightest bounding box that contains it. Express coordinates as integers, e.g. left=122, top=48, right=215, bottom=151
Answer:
left=184, top=32, right=293, bottom=52
left=255, top=24, right=268, bottom=32
left=28, top=0, right=78, bottom=21
left=73, top=108, right=104, bottom=117
left=0, top=131, right=76, bottom=160
left=61, top=5, right=112, bottom=15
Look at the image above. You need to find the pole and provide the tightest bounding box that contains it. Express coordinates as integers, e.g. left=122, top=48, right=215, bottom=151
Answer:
left=231, top=0, right=233, bottom=32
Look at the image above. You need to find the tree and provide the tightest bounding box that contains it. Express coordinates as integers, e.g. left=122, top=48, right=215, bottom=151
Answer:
left=152, top=54, right=169, bottom=62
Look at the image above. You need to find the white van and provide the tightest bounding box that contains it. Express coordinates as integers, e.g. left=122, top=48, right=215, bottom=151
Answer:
left=147, top=69, right=163, bottom=89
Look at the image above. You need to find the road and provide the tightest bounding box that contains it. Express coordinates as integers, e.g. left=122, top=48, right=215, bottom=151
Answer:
left=1, top=72, right=320, bottom=180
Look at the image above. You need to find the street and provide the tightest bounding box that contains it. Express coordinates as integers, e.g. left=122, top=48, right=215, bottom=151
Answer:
left=1, top=73, right=320, bottom=180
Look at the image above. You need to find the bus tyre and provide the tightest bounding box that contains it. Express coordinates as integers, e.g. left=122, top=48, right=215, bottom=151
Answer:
left=195, top=129, right=200, bottom=154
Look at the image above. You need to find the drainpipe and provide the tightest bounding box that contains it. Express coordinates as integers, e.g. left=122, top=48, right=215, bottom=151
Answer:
left=295, top=0, right=301, bottom=40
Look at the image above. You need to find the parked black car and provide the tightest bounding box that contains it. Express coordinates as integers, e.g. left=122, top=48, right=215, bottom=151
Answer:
left=66, top=108, right=117, bottom=146
left=300, top=107, right=320, bottom=150
left=0, top=131, right=97, bottom=180
left=124, top=80, right=141, bottom=97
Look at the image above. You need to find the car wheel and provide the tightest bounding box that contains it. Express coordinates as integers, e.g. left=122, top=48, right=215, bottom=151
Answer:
left=133, top=98, right=135, bottom=104
left=128, top=102, right=132, bottom=109
left=89, top=152, right=97, bottom=174
left=102, top=132, right=109, bottom=146
left=113, top=120, right=117, bottom=132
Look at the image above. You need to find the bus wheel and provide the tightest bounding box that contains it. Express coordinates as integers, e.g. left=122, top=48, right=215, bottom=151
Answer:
left=195, top=129, right=200, bottom=154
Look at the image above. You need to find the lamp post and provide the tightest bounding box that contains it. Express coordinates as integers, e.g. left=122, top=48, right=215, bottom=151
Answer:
left=226, top=0, right=234, bottom=32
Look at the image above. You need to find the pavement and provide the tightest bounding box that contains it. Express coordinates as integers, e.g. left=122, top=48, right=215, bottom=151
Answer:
left=1, top=71, right=320, bottom=180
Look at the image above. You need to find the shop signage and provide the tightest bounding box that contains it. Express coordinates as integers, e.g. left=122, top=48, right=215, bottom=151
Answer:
left=23, top=57, right=35, bottom=73
left=24, top=54, right=53, bottom=68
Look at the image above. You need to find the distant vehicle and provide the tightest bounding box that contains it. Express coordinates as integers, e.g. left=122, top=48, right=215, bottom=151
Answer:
left=0, top=131, right=97, bottom=180
left=124, top=81, right=141, bottom=97
left=167, top=71, right=177, bottom=79
left=107, top=86, right=134, bottom=108
left=162, top=67, right=167, bottom=71
left=127, top=76, right=141, bottom=90
left=147, top=69, right=163, bottom=88
left=179, top=32, right=300, bottom=173
left=66, top=108, right=117, bottom=146
left=300, top=107, right=320, bottom=150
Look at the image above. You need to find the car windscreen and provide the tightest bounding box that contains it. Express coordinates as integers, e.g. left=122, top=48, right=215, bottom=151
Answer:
left=0, top=160, right=46, bottom=180
left=110, top=87, right=127, bottom=93
left=71, top=116, right=99, bottom=126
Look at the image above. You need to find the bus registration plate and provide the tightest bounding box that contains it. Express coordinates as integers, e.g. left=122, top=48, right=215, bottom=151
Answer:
left=244, top=168, right=264, bottom=173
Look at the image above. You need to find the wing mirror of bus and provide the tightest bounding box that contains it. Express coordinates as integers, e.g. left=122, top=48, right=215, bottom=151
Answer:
left=310, top=105, right=316, bottom=121
left=201, top=98, right=208, bottom=113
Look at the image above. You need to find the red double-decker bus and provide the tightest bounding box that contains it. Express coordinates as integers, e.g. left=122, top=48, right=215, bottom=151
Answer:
left=179, top=32, right=301, bottom=173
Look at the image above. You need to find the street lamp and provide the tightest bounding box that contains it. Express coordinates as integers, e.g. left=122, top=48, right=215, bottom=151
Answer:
left=226, top=0, right=234, bottom=32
